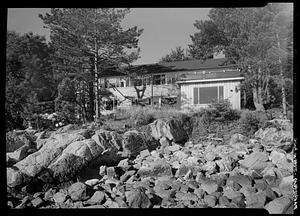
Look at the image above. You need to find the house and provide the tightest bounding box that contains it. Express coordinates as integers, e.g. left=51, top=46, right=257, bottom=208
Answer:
left=99, top=55, right=244, bottom=112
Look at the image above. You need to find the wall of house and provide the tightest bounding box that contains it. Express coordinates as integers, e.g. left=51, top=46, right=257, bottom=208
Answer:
left=107, top=84, right=179, bottom=109
left=180, top=80, right=241, bottom=111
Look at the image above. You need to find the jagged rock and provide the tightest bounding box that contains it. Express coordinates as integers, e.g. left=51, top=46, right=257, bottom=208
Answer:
left=264, top=196, right=293, bottom=214
left=53, top=192, right=68, bottom=204
left=180, top=193, right=198, bottom=202
left=254, top=120, right=293, bottom=150
left=125, top=188, right=151, bottom=208
left=84, top=191, right=105, bottom=205
left=6, top=145, right=33, bottom=163
left=229, top=133, right=247, bottom=146
left=269, top=119, right=292, bottom=130
left=175, top=164, right=191, bottom=177
left=153, top=180, right=176, bottom=199
left=114, top=197, right=128, bottom=208
left=215, top=156, right=234, bottom=172
left=173, top=151, right=188, bottom=160
left=159, top=137, right=171, bottom=147
left=7, top=201, right=14, bottom=208
left=254, top=179, right=268, bottom=191
left=85, top=179, right=100, bottom=187
left=200, top=180, right=219, bottom=194
left=139, top=149, right=151, bottom=159
left=205, top=151, right=217, bottom=161
left=166, top=144, right=181, bottom=152
left=194, top=188, right=205, bottom=199
left=204, top=194, right=217, bottom=207
left=99, top=165, right=106, bottom=176
left=223, top=188, right=243, bottom=200
left=269, top=150, right=293, bottom=177
left=120, top=170, right=136, bottom=182
left=83, top=204, right=105, bottom=208
left=227, top=175, right=252, bottom=189
left=137, top=161, right=173, bottom=178
left=103, top=199, right=119, bottom=208
left=49, top=153, right=86, bottom=182
left=31, top=197, right=44, bottom=208
left=15, top=195, right=31, bottom=209
left=202, top=161, right=217, bottom=175
left=241, top=187, right=266, bottom=208
left=68, top=182, right=92, bottom=202
left=219, top=196, right=230, bottom=206
left=91, top=129, right=122, bottom=153
left=239, top=151, right=269, bottom=172
left=11, top=132, right=85, bottom=186
left=44, top=188, right=57, bottom=201
left=117, top=159, right=131, bottom=171
left=7, top=168, right=23, bottom=187
left=35, top=130, right=54, bottom=150
left=149, top=118, right=188, bottom=143
left=121, top=130, right=148, bottom=158
left=279, top=175, right=293, bottom=198
left=106, top=167, right=117, bottom=178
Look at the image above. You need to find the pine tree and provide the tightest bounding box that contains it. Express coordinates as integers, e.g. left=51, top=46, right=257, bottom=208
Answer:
left=39, top=8, right=143, bottom=122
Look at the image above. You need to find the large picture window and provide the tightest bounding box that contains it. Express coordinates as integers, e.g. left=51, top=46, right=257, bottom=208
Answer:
left=193, top=86, right=224, bottom=104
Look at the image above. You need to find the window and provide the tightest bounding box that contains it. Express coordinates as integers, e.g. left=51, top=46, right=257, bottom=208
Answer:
left=153, top=74, right=166, bottom=85
left=193, top=86, right=224, bottom=104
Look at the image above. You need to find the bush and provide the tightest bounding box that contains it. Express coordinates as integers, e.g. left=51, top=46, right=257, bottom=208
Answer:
left=191, top=100, right=241, bottom=142
left=122, top=105, right=189, bottom=127
left=134, top=113, right=155, bottom=126
left=239, top=110, right=270, bottom=137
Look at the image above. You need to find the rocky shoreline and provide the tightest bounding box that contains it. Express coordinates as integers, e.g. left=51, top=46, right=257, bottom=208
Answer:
left=6, top=118, right=294, bottom=213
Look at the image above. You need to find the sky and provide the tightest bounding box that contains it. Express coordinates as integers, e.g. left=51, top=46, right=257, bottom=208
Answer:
left=7, top=8, right=210, bottom=65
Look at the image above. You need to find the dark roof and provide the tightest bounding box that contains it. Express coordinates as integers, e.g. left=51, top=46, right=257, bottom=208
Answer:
left=157, top=58, right=232, bottom=71
left=101, top=58, right=235, bottom=77
left=180, top=70, right=242, bottom=81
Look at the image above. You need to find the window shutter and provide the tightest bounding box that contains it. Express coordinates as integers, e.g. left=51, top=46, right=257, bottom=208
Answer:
left=193, top=87, right=198, bottom=104
left=219, top=86, right=224, bottom=101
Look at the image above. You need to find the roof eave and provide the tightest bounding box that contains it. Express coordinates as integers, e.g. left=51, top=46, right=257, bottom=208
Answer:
left=176, top=77, right=244, bottom=84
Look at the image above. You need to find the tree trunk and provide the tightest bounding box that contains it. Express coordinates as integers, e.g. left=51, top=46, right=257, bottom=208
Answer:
left=252, top=86, right=265, bottom=111
left=276, top=33, right=287, bottom=118
left=94, top=9, right=100, bottom=121
left=87, top=67, right=94, bottom=121
left=243, top=90, right=247, bottom=108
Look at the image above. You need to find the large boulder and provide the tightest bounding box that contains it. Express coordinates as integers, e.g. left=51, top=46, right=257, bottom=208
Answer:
left=47, top=139, right=106, bottom=182
left=254, top=119, right=293, bottom=151
left=8, top=132, right=86, bottom=187
left=91, top=129, right=122, bottom=153
left=6, top=145, right=34, bottom=164
left=125, top=188, right=151, bottom=208
left=228, top=133, right=247, bottom=146
left=7, top=168, right=24, bottom=187
left=35, top=130, right=55, bottom=150
left=137, top=160, right=173, bottom=178
left=121, top=130, right=148, bottom=158
left=68, top=182, right=93, bottom=201
left=149, top=118, right=188, bottom=143
left=239, top=151, right=269, bottom=172
left=264, top=196, right=293, bottom=214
